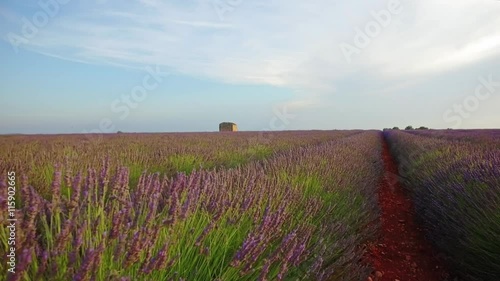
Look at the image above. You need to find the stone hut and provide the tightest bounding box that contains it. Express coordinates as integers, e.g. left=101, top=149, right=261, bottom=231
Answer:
left=219, top=122, right=238, bottom=132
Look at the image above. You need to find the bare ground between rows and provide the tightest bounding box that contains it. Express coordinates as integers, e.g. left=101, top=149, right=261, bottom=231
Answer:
left=364, top=137, right=450, bottom=281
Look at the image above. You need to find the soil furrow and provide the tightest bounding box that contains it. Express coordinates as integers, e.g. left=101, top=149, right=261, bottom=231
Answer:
left=365, top=137, right=450, bottom=281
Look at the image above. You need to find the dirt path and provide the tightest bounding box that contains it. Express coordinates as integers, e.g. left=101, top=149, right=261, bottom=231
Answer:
left=365, top=137, right=450, bottom=281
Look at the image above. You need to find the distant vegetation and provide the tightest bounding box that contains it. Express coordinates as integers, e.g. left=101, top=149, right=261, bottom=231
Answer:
left=384, top=126, right=429, bottom=131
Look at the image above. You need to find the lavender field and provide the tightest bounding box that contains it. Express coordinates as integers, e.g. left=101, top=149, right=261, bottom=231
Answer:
left=0, top=129, right=499, bottom=280
left=0, top=131, right=357, bottom=196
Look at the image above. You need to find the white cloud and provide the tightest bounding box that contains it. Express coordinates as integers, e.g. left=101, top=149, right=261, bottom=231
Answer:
left=2, top=0, right=500, bottom=112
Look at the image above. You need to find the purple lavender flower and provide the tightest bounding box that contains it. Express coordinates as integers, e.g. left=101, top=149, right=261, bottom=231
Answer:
left=73, top=248, right=96, bottom=281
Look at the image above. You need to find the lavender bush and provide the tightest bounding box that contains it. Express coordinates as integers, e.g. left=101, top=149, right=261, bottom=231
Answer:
left=385, top=130, right=500, bottom=281
left=406, top=129, right=500, bottom=146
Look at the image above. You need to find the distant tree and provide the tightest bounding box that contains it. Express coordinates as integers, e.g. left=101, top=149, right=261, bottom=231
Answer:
left=417, top=126, right=429, bottom=130
left=117, top=131, right=124, bottom=134
left=405, top=125, right=413, bottom=130
left=392, top=127, right=400, bottom=130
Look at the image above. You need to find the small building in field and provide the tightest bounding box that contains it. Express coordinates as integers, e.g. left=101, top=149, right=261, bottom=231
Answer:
left=219, top=122, right=238, bottom=132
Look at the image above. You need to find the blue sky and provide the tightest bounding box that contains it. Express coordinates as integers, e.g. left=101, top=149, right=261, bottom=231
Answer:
left=1, top=0, right=499, bottom=134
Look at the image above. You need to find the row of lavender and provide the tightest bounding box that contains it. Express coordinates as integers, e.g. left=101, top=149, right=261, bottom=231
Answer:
left=0, top=131, right=383, bottom=280
left=0, top=131, right=357, bottom=197
left=384, top=130, right=500, bottom=280
left=406, top=129, right=500, bottom=146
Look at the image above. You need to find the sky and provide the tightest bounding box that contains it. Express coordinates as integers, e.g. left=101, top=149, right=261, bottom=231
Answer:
left=0, top=0, right=499, bottom=134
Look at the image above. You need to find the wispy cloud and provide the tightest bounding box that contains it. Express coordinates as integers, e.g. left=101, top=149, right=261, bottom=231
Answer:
left=169, top=19, right=235, bottom=29
left=1, top=0, right=500, bottom=112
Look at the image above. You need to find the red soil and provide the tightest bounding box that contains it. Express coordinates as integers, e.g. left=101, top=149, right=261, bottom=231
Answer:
left=364, top=138, right=450, bottom=281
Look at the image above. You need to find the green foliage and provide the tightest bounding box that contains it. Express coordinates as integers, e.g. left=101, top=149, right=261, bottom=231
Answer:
left=168, top=154, right=204, bottom=174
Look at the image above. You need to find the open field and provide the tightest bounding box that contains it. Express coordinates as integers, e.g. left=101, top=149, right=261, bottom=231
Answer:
left=0, top=130, right=499, bottom=281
